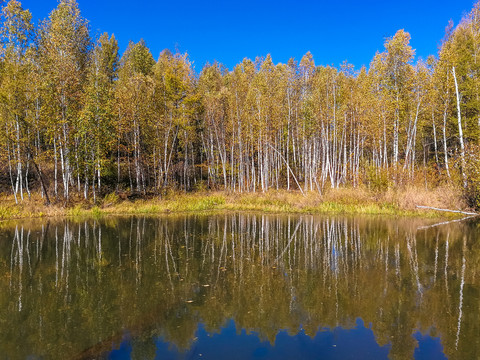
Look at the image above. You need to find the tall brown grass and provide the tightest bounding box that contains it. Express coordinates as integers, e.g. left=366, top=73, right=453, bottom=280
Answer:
left=0, top=184, right=468, bottom=221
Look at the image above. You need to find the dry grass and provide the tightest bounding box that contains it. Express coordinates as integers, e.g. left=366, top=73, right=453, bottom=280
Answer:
left=0, top=185, right=470, bottom=221
left=0, top=192, right=65, bottom=220
left=381, top=185, right=465, bottom=211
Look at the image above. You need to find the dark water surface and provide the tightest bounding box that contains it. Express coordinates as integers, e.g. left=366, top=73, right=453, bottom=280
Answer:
left=0, top=214, right=479, bottom=359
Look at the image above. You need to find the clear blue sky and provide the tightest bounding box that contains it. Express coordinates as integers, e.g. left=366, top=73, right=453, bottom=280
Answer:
left=20, top=0, right=477, bottom=71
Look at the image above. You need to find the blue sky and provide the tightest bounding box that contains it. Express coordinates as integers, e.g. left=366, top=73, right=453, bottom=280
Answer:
left=20, top=0, right=477, bottom=71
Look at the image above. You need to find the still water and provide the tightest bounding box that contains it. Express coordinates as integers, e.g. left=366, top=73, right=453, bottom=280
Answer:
left=0, top=214, right=479, bottom=359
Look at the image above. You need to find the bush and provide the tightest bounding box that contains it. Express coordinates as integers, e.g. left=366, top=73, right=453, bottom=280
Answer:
left=364, top=165, right=389, bottom=193
left=103, top=191, right=119, bottom=205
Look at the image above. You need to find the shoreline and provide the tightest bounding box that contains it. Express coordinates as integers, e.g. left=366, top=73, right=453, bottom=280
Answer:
left=0, top=187, right=469, bottom=221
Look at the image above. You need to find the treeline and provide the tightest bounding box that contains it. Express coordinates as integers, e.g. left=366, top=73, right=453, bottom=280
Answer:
left=2, top=0, right=480, bottom=204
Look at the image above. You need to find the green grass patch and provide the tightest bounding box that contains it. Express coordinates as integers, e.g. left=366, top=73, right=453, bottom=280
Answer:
left=0, top=206, right=20, bottom=220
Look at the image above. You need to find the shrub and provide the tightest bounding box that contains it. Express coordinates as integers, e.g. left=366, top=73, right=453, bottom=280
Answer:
left=103, top=192, right=119, bottom=205
left=364, top=165, right=389, bottom=193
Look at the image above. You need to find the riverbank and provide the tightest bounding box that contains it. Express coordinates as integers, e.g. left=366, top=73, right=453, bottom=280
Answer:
left=0, top=185, right=469, bottom=221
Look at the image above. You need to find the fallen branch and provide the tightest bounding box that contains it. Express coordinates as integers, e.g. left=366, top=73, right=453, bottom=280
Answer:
left=266, top=142, right=305, bottom=196
left=415, top=205, right=478, bottom=216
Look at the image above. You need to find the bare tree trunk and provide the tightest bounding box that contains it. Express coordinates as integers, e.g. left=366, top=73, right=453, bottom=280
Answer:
left=452, top=66, right=466, bottom=187
left=30, top=152, right=50, bottom=205
left=54, top=137, right=58, bottom=198
left=432, top=110, right=439, bottom=166
left=6, top=133, right=18, bottom=204
left=15, top=117, right=23, bottom=201
left=442, top=97, right=451, bottom=178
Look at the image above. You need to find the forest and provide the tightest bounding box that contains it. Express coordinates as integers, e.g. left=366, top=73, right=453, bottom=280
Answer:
left=2, top=0, right=480, bottom=208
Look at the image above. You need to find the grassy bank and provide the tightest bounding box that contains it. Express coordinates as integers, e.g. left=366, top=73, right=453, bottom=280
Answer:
left=0, top=185, right=470, bottom=221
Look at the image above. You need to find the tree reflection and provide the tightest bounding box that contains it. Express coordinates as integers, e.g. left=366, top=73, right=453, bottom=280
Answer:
left=0, top=214, right=479, bottom=359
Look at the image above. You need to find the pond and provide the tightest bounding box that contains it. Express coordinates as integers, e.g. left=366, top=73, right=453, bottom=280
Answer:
left=0, top=214, right=479, bottom=359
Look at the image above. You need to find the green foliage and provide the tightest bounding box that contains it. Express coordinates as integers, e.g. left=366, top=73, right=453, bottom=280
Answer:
left=364, top=165, right=389, bottom=193
left=66, top=204, right=85, bottom=217
left=103, top=191, right=119, bottom=205
left=462, top=144, right=480, bottom=209
left=0, top=205, right=19, bottom=219
left=91, top=205, right=103, bottom=217
left=192, top=180, right=208, bottom=192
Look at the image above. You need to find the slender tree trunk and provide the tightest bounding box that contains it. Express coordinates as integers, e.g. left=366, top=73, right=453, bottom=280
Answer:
left=6, top=135, right=18, bottom=204
left=15, top=117, right=23, bottom=201
left=53, top=137, right=58, bottom=198
left=452, top=66, right=467, bottom=187
left=432, top=109, right=439, bottom=166
left=30, top=153, right=50, bottom=205
left=442, top=97, right=451, bottom=178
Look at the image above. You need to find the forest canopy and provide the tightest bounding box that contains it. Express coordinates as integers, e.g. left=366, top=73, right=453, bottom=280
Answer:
left=2, top=0, right=480, bottom=207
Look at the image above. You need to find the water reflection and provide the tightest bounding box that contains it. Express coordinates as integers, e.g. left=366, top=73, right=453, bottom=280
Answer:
left=113, top=318, right=393, bottom=360
left=0, top=215, right=479, bottom=359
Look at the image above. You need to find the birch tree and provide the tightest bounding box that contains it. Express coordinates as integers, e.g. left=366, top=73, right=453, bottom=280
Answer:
left=0, top=0, right=35, bottom=203
left=39, top=0, right=91, bottom=202
left=81, top=33, right=118, bottom=200
left=116, top=40, right=154, bottom=193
